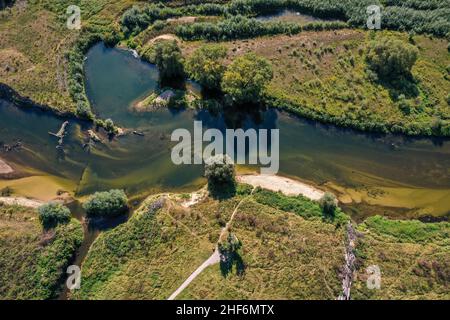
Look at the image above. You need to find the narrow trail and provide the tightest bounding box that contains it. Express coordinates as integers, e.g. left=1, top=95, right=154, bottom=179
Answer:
left=167, top=189, right=255, bottom=300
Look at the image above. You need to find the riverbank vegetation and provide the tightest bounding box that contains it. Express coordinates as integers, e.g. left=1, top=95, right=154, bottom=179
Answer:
left=68, top=187, right=449, bottom=300
left=0, top=202, right=83, bottom=299
left=177, top=30, right=450, bottom=136
left=38, top=202, right=71, bottom=229
left=352, top=216, right=450, bottom=299
left=83, top=189, right=129, bottom=218
left=70, top=189, right=347, bottom=299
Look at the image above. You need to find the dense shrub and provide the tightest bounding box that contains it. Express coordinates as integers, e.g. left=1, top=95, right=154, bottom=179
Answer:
left=67, top=32, right=102, bottom=120
left=121, top=0, right=450, bottom=39
left=319, top=192, right=337, bottom=217
left=83, top=189, right=129, bottom=217
left=176, top=15, right=302, bottom=41
left=365, top=37, right=418, bottom=81
left=205, top=154, right=235, bottom=185
left=38, top=202, right=71, bottom=229
left=121, top=4, right=182, bottom=36
left=222, top=53, right=273, bottom=104
left=152, top=40, right=185, bottom=82
left=227, top=0, right=450, bottom=37
left=186, top=44, right=227, bottom=90
left=253, top=188, right=348, bottom=225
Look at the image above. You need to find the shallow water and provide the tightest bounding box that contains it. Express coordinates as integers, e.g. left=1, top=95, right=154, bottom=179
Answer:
left=1, top=42, right=449, bottom=220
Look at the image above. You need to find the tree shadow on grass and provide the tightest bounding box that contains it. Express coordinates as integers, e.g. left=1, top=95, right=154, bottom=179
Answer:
left=220, top=251, right=246, bottom=278
left=208, top=181, right=236, bottom=200
left=374, top=73, right=419, bottom=101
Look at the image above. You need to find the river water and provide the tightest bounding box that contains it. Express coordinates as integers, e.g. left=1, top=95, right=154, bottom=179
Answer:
left=1, top=42, right=449, bottom=222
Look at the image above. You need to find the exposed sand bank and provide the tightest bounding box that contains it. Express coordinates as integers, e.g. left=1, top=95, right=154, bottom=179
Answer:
left=237, top=174, right=325, bottom=200
left=0, top=197, right=43, bottom=208
left=0, top=158, right=13, bottom=174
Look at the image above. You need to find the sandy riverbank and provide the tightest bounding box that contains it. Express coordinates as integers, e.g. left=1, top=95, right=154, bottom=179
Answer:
left=237, top=174, right=325, bottom=200
left=0, top=158, right=13, bottom=174
left=0, top=196, right=43, bottom=208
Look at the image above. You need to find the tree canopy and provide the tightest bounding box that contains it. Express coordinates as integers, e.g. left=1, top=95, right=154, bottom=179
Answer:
left=365, top=37, right=419, bottom=81
left=205, top=154, right=236, bottom=185
left=222, top=53, right=273, bottom=105
left=152, top=40, right=185, bottom=83
left=83, top=189, right=129, bottom=218
left=38, top=202, right=71, bottom=229
left=186, top=44, right=227, bottom=91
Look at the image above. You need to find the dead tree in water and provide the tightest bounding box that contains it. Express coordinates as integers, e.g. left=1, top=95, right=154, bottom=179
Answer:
left=49, top=121, right=69, bottom=148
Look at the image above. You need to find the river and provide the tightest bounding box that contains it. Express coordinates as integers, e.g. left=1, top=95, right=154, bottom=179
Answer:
left=1, top=42, right=449, bottom=224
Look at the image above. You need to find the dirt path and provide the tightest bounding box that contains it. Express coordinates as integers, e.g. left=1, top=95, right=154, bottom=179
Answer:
left=168, top=250, right=220, bottom=300
left=167, top=189, right=254, bottom=300
left=237, top=174, right=325, bottom=200
left=0, top=196, right=43, bottom=208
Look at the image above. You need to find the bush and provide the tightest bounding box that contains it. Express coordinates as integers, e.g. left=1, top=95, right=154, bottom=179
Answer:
left=186, top=44, right=227, bottom=90
left=205, top=154, right=236, bottom=198
left=365, top=38, right=418, bottom=81
left=222, top=53, right=273, bottom=105
left=83, top=189, right=129, bottom=217
left=319, top=192, right=337, bottom=217
left=176, top=15, right=302, bottom=41
left=38, top=203, right=71, bottom=229
left=205, top=154, right=235, bottom=185
left=103, top=118, right=118, bottom=135
left=152, top=40, right=185, bottom=82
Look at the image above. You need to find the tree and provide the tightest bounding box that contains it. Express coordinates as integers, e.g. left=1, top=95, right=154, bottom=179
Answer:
left=365, top=37, right=418, bottom=81
left=205, top=154, right=236, bottom=198
left=153, top=40, right=185, bottom=83
left=186, top=44, right=227, bottom=90
left=104, top=118, right=117, bottom=134
left=83, top=189, right=129, bottom=218
left=38, top=202, right=71, bottom=229
left=319, top=192, right=337, bottom=217
left=218, top=232, right=245, bottom=277
left=222, top=52, right=273, bottom=105
left=205, top=154, right=235, bottom=185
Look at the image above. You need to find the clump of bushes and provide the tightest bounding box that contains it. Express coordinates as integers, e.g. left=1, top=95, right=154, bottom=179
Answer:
left=218, top=232, right=245, bottom=277
left=38, top=202, right=71, bottom=229
left=83, top=189, right=129, bottom=217
left=186, top=44, right=227, bottom=91
left=67, top=32, right=102, bottom=120
left=319, top=192, right=337, bottom=217
left=176, top=15, right=301, bottom=41
left=205, top=154, right=235, bottom=185
left=365, top=37, right=418, bottom=82
left=222, top=52, right=273, bottom=105
left=151, top=40, right=185, bottom=83
left=205, top=154, right=236, bottom=198
left=253, top=188, right=348, bottom=226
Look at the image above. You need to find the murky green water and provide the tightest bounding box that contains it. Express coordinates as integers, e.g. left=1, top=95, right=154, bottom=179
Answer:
left=1, top=42, right=449, bottom=220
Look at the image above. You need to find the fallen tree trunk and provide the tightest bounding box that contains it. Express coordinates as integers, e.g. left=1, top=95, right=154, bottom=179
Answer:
left=49, top=121, right=69, bottom=147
